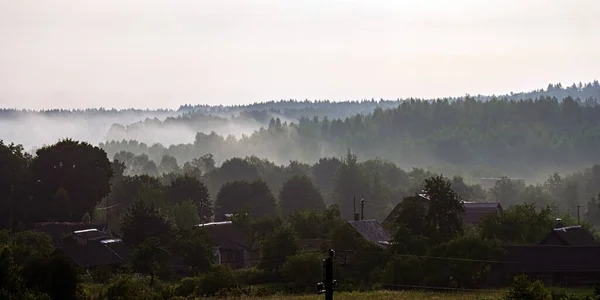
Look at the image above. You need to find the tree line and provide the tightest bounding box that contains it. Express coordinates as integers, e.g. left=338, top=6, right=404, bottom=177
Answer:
left=102, top=92, right=600, bottom=182
left=4, top=137, right=600, bottom=299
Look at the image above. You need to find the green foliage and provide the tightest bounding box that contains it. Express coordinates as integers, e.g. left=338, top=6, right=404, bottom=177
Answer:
left=166, top=199, right=201, bottom=229
left=172, top=229, right=214, bottom=275
left=131, top=237, right=172, bottom=286
left=258, top=226, right=299, bottom=272
left=333, top=150, right=368, bottom=219
left=504, top=274, right=551, bottom=300
left=423, top=175, right=465, bottom=241
left=104, top=274, right=163, bottom=300
left=198, top=265, right=237, bottom=297
left=30, top=139, right=113, bottom=222
left=21, top=253, right=80, bottom=300
left=480, top=203, right=555, bottom=244
left=382, top=255, right=426, bottom=287
left=330, top=223, right=365, bottom=252
left=165, top=175, right=211, bottom=222
left=282, top=252, right=323, bottom=290
left=426, top=233, right=504, bottom=288
left=9, top=231, right=54, bottom=267
left=175, top=277, right=201, bottom=297
left=120, top=200, right=175, bottom=246
left=279, top=175, right=325, bottom=216
left=233, top=267, right=278, bottom=285
left=215, top=180, right=277, bottom=220
left=0, top=140, right=32, bottom=228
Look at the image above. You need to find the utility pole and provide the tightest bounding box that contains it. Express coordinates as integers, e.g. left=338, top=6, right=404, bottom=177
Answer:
left=577, top=205, right=582, bottom=225
left=317, top=249, right=337, bottom=300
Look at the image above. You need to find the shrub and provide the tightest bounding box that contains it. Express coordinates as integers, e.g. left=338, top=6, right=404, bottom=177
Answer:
left=198, top=265, right=237, bottom=296
left=233, top=267, right=278, bottom=285
left=504, top=274, right=550, bottom=300
left=282, top=252, right=322, bottom=290
left=104, top=275, right=163, bottom=300
left=175, top=277, right=201, bottom=297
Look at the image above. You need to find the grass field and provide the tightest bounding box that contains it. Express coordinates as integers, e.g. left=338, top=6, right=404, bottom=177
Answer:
left=207, top=290, right=504, bottom=300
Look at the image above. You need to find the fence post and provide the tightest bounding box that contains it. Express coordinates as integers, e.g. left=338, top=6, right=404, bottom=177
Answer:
left=317, top=249, right=337, bottom=300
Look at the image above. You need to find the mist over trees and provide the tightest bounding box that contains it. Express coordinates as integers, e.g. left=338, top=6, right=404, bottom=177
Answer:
left=99, top=82, right=600, bottom=183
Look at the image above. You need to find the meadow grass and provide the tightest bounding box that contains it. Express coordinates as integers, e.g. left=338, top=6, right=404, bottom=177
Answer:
left=207, top=290, right=504, bottom=300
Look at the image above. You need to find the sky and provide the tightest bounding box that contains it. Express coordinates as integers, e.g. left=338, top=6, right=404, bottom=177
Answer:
left=0, top=0, right=599, bottom=110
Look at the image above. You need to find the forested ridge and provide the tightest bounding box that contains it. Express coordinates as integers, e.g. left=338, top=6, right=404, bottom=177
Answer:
left=101, top=81, right=600, bottom=182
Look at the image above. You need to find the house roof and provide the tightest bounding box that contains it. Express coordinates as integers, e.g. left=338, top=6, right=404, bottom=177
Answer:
left=73, top=228, right=110, bottom=241
left=34, top=222, right=105, bottom=243
left=463, top=202, right=502, bottom=224
left=347, top=220, right=391, bottom=247
left=539, top=226, right=597, bottom=246
left=58, top=239, right=130, bottom=268
left=383, top=198, right=502, bottom=227
left=196, top=221, right=253, bottom=250
left=382, top=195, right=429, bottom=228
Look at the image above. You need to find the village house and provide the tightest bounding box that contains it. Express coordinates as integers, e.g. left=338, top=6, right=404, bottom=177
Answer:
left=33, top=222, right=106, bottom=246
left=382, top=193, right=502, bottom=229
left=55, top=238, right=130, bottom=272
left=496, top=222, right=600, bottom=286
left=195, top=220, right=257, bottom=269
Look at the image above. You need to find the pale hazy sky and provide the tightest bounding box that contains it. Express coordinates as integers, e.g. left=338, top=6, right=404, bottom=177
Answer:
left=0, top=0, right=599, bottom=109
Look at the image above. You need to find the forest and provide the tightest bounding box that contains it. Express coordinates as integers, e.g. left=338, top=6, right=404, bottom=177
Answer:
left=2, top=81, right=600, bottom=299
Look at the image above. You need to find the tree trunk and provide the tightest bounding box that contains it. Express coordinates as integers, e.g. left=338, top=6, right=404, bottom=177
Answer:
left=150, top=271, right=155, bottom=286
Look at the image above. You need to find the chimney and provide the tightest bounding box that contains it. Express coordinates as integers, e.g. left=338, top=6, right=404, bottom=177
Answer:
left=555, top=218, right=564, bottom=229
left=360, top=199, right=365, bottom=220
left=353, top=213, right=360, bottom=221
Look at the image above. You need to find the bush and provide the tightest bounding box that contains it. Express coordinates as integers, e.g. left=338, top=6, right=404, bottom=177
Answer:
left=504, top=274, right=550, bottom=300
left=175, top=277, right=201, bottom=297
left=198, top=265, right=237, bottom=296
left=282, top=252, right=323, bottom=291
left=104, top=275, right=162, bottom=300
left=233, top=267, right=278, bottom=285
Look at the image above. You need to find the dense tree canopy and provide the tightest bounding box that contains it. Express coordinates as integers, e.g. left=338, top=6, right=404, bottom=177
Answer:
left=279, top=175, right=325, bottom=216
left=29, top=139, right=113, bottom=222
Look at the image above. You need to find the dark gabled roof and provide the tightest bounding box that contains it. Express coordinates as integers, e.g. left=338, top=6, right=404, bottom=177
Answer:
left=196, top=221, right=253, bottom=250
left=382, top=195, right=429, bottom=228
left=503, top=245, right=600, bottom=273
left=101, top=239, right=131, bottom=261
left=34, top=222, right=104, bottom=243
left=73, top=229, right=110, bottom=241
left=539, top=226, right=598, bottom=246
left=347, top=220, right=391, bottom=247
left=463, top=202, right=502, bottom=224
left=58, top=239, right=130, bottom=268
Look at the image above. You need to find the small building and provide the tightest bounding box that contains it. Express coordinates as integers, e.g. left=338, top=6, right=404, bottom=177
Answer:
left=347, top=219, right=391, bottom=248
left=34, top=222, right=105, bottom=246
left=195, top=221, right=256, bottom=269
left=382, top=194, right=429, bottom=229
left=539, top=225, right=597, bottom=246
left=499, top=245, right=600, bottom=286
left=493, top=224, right=600, bottom=286
left=463, top=202, right=503, bottom=225
left=56, top=238, right=130, bottom=271
left=383, top=194, right=502, bottom=228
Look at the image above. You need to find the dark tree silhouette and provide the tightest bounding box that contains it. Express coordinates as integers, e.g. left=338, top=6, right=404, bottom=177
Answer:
left=279, top=175, right=325, bottom=216
left=120, top=200, right=174, bottom=247
left=30, top=139, right=113, bottom=221
left=165, top=175, right=212, bottom=222
left=215, top=180, right=277, bottom=220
